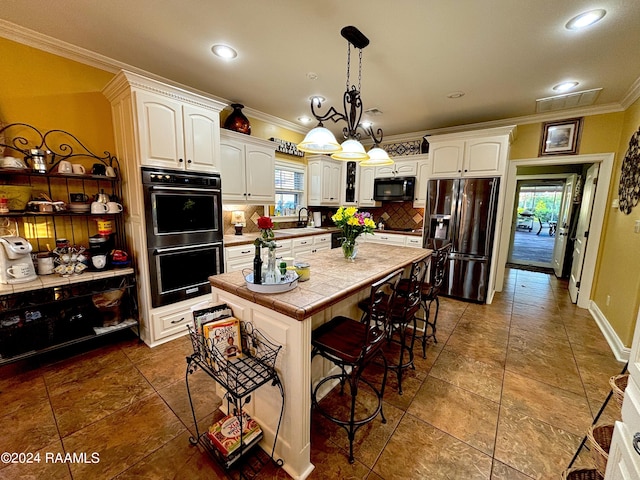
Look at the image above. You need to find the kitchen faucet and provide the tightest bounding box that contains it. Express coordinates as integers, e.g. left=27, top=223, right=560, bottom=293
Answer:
left=297, top=207, right=309, bottom=228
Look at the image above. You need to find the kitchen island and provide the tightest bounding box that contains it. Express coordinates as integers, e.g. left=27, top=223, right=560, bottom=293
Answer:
left=208, top=243, right=431, bottom=479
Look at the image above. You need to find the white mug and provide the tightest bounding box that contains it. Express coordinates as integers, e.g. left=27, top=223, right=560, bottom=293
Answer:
left=58, top=160, right=72, bottom=174
left=7, top=263, right=32, bottom=278
left=91, top=254, right=107, bottom=269
left=72, top=164, right=86, bottom=174
left=37, top=255, right=54, bottom=275
left=105, top=166, right=116, bottom=177
left=91, top=201, right=109, bottom=214
left=106, top=201, right=123, bottom=213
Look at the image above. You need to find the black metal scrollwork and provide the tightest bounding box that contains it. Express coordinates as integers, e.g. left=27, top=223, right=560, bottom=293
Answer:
left=633, top=431, right=640, bottom=455
left=0, top=123, right=119, bottom=174
left=618, top=125, right=640, bottom=214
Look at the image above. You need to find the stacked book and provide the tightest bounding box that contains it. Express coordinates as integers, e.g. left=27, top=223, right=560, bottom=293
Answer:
left=204, top=411, right=263, bottom=468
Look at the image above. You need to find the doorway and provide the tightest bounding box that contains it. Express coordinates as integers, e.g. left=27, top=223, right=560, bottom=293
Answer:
left=494, top=153, right=614, bottom=309
left=508, top=179, right=565, bottom=271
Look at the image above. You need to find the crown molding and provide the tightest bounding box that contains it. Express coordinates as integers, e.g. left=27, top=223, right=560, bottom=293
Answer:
left=1, top=19, right=636, bottom=141
left=621, top=76, right=640, bottom=110
left=384, top=102, right=626, bottom=144
left=0, top=19, right=307, bottom=135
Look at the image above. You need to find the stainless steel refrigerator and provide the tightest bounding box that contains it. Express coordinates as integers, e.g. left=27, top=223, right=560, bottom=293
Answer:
left=422, top=177, right=500, bottom=303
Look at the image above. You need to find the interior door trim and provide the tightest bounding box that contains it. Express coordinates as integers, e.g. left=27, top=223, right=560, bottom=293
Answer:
left=495, top=152, right=614, bottom=309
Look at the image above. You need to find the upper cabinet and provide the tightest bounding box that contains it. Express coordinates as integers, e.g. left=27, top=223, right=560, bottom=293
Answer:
left=357, top=165, right=379, bottom=207
left=219, top=129, right=276, bottom=204
left=412, top=154, right=430, bottom=208
left=307, top=155, right=342, bottom=207
left=375, top=159, right=417, bottom=178
left=428, top=126, right=516, bottom=178
left=103, top=71, right=225, bottom=174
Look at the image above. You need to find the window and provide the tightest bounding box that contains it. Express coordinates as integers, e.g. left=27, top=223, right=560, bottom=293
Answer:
left=272, top=160, right=305, bottom=218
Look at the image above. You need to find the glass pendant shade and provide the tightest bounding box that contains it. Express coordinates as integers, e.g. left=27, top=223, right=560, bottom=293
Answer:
left=360, top=146, right=394, bottom=166
left=331, top=138, right=369, bottom=161
left=297, top=127, right=342, bottom=154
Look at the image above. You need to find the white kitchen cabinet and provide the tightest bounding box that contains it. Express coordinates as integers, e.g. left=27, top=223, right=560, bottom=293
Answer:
left=292, top=234, right=331, bottom=257
left=365, top=232, right=408, bottom=246
left=606, top=307, right=640, bottom=479
left=375, top=158, right=417, bottom=178
left=405, top=236, right=424, bottom=248
left=220, top=129, right=276, bottom=203
left=412, top=154, right=430, bottom=208
left=358, top=165, right=379, bottom=207
left=307, top=155, right=342, bottom=207
left=133, top=89, right=222, bottom=173
left=149, top=294, right=212, bottom=344
left=428, top=126, right=516, bottom=178
left=225, top=239, right=292, bottom=272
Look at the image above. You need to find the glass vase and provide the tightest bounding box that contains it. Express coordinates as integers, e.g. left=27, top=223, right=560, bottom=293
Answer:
left=223, top=103, right=251, bottom=135
left=264, top=245, right=279, bottom=284
left=341, top=238, right=358, bottom=261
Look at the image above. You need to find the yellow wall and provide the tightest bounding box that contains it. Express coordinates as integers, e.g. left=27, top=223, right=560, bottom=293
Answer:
left=0, top=37, right=115, bottom=154
left=592, top=98, right=640, bottom=345
left=508, top=109, right=640, bottom=346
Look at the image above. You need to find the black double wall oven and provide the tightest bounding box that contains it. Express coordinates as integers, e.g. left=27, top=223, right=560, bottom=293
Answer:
left=142, top=167, right=224, bottom=308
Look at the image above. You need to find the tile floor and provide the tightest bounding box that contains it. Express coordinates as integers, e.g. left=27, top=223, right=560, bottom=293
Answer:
left=0, top=268, right=625, bottom=480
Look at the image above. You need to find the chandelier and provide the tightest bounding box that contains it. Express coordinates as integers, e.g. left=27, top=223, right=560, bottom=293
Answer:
left=297, top=26, right=393, bottom=166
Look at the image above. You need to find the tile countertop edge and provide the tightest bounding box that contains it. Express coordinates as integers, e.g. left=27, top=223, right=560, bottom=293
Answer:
left=209, top=244, right=432, bottom=321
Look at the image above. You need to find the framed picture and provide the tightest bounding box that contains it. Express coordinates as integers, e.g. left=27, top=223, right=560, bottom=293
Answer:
left=539, top=118, right=583, bottom=156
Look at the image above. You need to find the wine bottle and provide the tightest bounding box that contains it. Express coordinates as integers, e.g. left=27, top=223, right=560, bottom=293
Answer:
left=253, top=245, right=262, bottom=284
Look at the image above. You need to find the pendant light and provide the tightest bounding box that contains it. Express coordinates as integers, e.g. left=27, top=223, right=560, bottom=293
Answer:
left=297, top=26, right=387, bottom=163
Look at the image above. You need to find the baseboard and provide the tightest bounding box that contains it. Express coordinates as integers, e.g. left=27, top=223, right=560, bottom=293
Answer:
left=589, top=301, right=631, bottom=362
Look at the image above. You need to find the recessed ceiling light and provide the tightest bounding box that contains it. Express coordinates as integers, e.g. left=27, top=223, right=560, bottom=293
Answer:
left=447, top=91, right=465, bottom=99
left=553, top=81, right=579, bottom=92
left=211, top=44, right=237, bottom=59
left=298, top=116, right=313, bottom=124
left=565, top=9, right=606, bottom=30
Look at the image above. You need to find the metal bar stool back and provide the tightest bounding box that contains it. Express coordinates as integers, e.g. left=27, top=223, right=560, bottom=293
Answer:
left=386, top=256, right=431, bottom=394
left=419, top=242, right=452, bottom=357
left=311, top=268, right=403, bottom=463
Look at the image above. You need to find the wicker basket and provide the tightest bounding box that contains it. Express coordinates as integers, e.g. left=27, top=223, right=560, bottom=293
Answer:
left=561, top=468, right=603, bottom=480
left=587, top=424, right=614, bottom=477
left=609, top=373, right=629, bottom=409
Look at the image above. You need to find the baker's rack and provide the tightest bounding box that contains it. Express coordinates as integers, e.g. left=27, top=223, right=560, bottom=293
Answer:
left=185, top=318, right=284, bottom=479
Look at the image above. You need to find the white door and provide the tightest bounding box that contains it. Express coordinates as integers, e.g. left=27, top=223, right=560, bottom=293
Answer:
left=569, top=164, right=598, bottom=303
left=183, top=104, right=220, bottom=173
left=552, top=174, right=577, bottom=277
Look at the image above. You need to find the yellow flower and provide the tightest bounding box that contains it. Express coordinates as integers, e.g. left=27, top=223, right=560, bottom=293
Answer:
left=364, top=218, right=376, bottom=228
left=332, top=212, right=343, bottom=222
left=347, top=217, right=359, bottom=226
left=344, top=206, right=357, bottom=218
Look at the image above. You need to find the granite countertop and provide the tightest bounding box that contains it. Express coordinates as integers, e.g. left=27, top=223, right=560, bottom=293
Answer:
left=223, top=226, right=422, bottom=246
left=209, top=243, right=431, bottom=321
left=224, top=227, right=339, bottom=247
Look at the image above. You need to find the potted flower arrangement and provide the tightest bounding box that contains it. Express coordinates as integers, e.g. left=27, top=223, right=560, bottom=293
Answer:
left=331, top=207, right=376, bottom=260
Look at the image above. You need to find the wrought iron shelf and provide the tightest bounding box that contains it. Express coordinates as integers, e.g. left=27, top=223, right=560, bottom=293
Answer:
left=185, top=320, right=284, bottom=479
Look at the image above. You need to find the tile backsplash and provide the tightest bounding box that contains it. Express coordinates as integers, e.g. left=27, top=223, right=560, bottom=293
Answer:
left=223, top=202, right=424, bottom=235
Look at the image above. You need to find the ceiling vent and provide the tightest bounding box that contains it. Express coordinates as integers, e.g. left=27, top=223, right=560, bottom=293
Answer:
left=536, top=88, right=602, bottom=113
left=364, top=107, right=384, bottom=116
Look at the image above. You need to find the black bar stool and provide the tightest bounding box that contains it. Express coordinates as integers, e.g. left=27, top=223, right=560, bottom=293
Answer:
left=311, top=269, right=403, bottom=463
left=419, top=243, right=451, bottom=357
left=385, top=257, right=430, bottom=394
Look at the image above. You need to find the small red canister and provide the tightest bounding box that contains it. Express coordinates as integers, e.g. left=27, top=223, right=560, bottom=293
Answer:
left=0, top=197, right=8, bottom=214
left=96, top=219, right=113, bottom=236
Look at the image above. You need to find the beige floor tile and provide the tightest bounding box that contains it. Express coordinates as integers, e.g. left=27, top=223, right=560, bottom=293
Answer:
left=0, top=369, right=49, bottom=416
left=446, top=327, right=508, bottom=368
left=494, top=406, right=581, bottom=480
left=0, top=395, right=60, bottom=454
left=158, top=370, right=222, bottom=428
left=63, top=394, right=185, bottom=480
left=0, top=440, right=70, bottom=480
left=374, top=413, right=492, bottom=480
left=408, top=376, right=500, bottom=456
left=429, top=348, right=504, bottom=402
left=501, top=371, right=592, bottom=436
left=491, top=459, right=534, bottom=480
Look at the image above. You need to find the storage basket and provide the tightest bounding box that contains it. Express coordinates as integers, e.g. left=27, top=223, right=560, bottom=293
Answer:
left=561, top=467, right=602, bottom=480
left=587, top=424, right=614, bottom=477
left=609, top=373, right=629, bottom=409
left=0, top=185, right=32, bottom=211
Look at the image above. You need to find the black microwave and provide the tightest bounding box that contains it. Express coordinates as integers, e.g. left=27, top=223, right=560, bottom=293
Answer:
left=373, top=176, right=416, bottom=201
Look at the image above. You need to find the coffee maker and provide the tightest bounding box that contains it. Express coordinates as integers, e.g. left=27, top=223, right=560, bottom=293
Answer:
left=0, top=236, right=37, bottom=284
